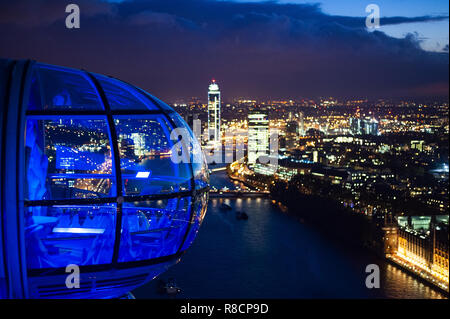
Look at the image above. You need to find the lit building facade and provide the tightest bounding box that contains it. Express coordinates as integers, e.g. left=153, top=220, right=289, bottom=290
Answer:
left=299, top=112, right=305, bottom=136
left=253, top=158, right=313, bottom=181
left=349, top=117, right=379, bottom=136
left=285, top=113, right=299, bottom=150
left=396, top=216, right=449, bottom=285
left=432, top=227, right=449, bottom=281
left=207, top=80, right=221, bottom=143
left=248, top=109, right=270, bottom=165
left=381, top=225, right=398, bottom=255
left=0, top=59, right=209, bottom=299
left=131, top=133, right=146, bottom=156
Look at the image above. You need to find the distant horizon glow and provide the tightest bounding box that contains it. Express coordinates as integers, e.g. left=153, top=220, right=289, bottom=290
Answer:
left=233, top=0, right=449, bottom=52
left=0, top=0, right=448, bottom=99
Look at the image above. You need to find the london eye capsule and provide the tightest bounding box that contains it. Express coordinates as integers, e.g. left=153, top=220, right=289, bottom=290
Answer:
left=0, top=59, right=209, bottom=298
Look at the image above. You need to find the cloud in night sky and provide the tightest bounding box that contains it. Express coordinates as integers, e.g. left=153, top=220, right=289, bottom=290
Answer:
left=0, top=0, right=448, bottom=100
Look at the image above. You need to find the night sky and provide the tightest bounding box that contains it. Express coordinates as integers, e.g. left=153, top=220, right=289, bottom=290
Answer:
left=0, top=0, right=448, bottom=100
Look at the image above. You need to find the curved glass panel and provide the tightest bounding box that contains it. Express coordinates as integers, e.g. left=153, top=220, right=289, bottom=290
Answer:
left=119, top=197, right=191, bottom=262
left=180, top=192, right=208, bottom=251
left=25, top=117, right=115, bottom=200
left=195, top=150, right=210, bottom=190
left=139, top=92, right=175, bottom=113
left=22, top=62, right=209, bottom=274
left=25, top=204, right=116, bottom=269
left=26, top=69, right=43, bottom=111
left=94, top=74, right=159, bottom=111
left=32, top=64, right=104, bottom=111
left=114, top=115, right=192, bottom=195
left=169, top=112, right=209, bottom=190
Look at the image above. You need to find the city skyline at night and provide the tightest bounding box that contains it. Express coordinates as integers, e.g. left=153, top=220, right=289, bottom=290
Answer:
left=0, top=0, right=449, bottom=304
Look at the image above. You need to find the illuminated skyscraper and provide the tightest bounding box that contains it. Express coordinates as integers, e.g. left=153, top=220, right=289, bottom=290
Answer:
left=248, top=109, right=269, bottom=165
left=131, top=133, right=146, bottom=156
left=285, top=112, right=299, bottom=150
left=207, top=79, right=221, bottom=143
left=365, top=118, right=379, bottom=136
left=350, top=117, right=379, bottom=136
left=299, top=112, right=305, bottom=136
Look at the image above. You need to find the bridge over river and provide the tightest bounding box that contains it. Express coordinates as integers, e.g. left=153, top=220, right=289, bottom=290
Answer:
left=209, top=190, right=270, bottom=198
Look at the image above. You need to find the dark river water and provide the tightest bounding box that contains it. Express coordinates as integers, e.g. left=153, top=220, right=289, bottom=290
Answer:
left=133, top=171, right=446, bottom=299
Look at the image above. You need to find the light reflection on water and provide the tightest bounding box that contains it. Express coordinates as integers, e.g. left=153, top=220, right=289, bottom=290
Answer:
left=133, top=171, right=447, bottom=299
left=382, top=264, right=445, bottom=299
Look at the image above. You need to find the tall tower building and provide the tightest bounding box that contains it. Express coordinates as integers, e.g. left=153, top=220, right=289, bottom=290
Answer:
left=131, top=133, right=146, bottom=156
left=285, top=115, right=299, bottom=150
left=349, top=117, right=379, bottom=136
left=207, top=79, right=221, bottom=143
left=299, top=112, right=305, bottom=136
left=248, top=108, right=270, bottom=165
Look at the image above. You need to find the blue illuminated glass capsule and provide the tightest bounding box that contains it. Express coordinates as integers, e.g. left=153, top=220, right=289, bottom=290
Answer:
left=0, top=59, right=209, bottom=299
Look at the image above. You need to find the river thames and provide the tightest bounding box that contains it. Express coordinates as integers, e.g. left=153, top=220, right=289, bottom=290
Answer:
left=133, top=171, right=447, bottom=299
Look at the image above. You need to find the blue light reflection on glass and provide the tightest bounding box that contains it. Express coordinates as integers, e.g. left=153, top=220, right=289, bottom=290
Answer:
left=22, top=62, right=209, bottom=281
left=180, top=193, right=208, bottom=252
left=118, top=197, right=191, bottom=262
left=24, top=204, right=116, bottom=269
left=35, top=64, right=104, bottom=111
left=169, top=112, right=209, bottom=190
left=25, top=117, right=115, bottom=200
left=114, top=115, right=192, bottom=196
left=94, top=74, right=159, bottom=111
